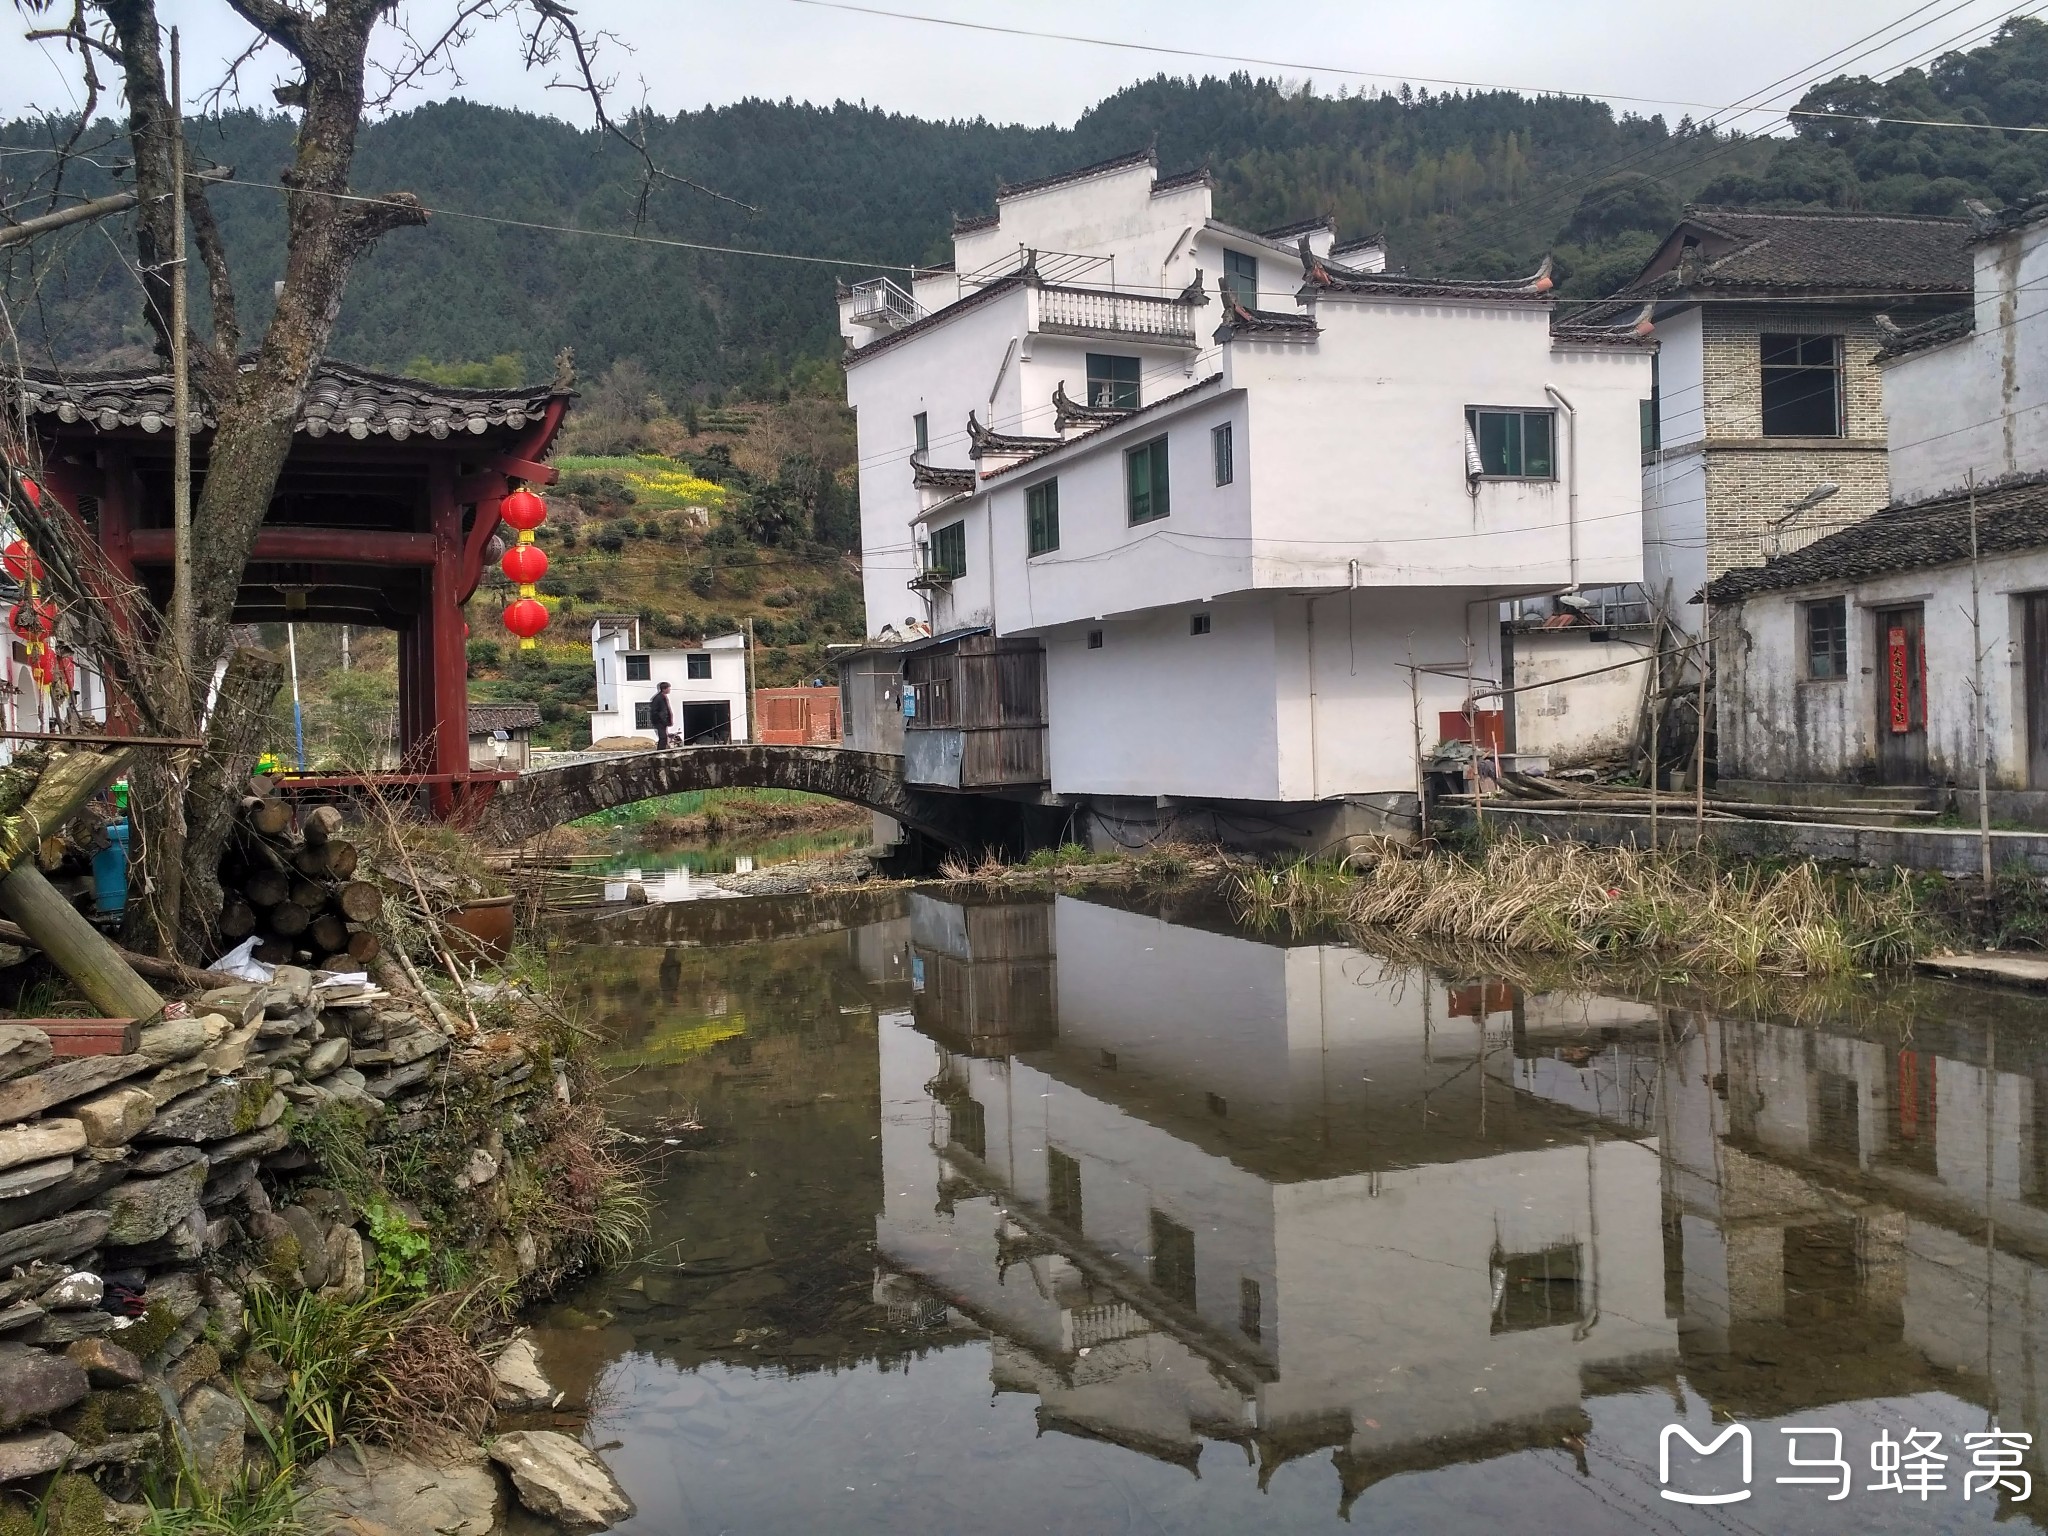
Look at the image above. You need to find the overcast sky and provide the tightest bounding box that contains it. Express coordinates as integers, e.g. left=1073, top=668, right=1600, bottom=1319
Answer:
left=0, top=0, right=2024, bottom=131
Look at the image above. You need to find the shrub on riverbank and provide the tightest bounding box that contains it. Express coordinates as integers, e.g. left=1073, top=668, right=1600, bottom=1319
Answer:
left=1237, top=833, right=1940, bottom=976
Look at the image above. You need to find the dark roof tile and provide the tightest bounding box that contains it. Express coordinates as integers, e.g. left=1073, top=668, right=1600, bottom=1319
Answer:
left=1628, top=207, right=1972, bottom=297
left=1874, top=307, right=1975, bottom=361
left=1706, top=476, right=2048, bottom=603
left=998, top=148, right=1155, bottom=200
left=979, top=374, right=1226, bottom=483
left=16, top=358, right=568, bottom=441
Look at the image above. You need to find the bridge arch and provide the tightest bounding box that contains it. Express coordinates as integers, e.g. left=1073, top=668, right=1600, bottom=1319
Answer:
left=474, top=744, right=1054, bottom=850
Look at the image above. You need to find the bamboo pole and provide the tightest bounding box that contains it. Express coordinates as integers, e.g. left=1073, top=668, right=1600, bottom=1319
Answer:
left=1968, top=470, right=1994, bottom=890
left=169, top=28, right=194, bottom=691
left=0, top=918, right=237, bottom=990
left=0, top=866, right=165, bottom=1020
left=1694, top=599, right=1710, bottom=847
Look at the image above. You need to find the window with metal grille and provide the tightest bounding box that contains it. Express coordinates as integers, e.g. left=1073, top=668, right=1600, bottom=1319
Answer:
left=1466, top=408, right=1556, bottom=478
left=1223, top=249, right=1259, bottom=308
left=1086, top=353, right=1140, bottom=409
left=1190, top=613, right=1211, bottom=636
left=1027, top=480, right=1059, bottom=556
left=632, top=702, right=652, bottom=729
left=686, top=652, right=712, bottom=680
left=1805, top=598, right=1847, bottom=679
left=1126, top=437, right=1171, bottom=524
left=1047, top=1148, right=1082, bottom=1230
left=624, top=654, right=651, bottom=681
left=1212, top=422, right=1233, bottom=485
left=928, top=521, right=966, bottom=578
left=1761, top=334, right=1842, bottom=437
left=1151, top=1211, right=1196, bottom=1308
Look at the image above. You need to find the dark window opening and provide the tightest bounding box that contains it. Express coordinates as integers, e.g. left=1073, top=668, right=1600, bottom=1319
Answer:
left=1086, top=353, right=1141, bottom=410
left=1467, top=408, right=1555, bottom=478
left=1213, top=422, right=1234, bottom=485
left=1127, top=437, right=1171, bottom=524
left=1223, top=249, right=1259, bottom=308
left=1761, top=334, right=1842, bottom=437
left=914, top=411, right=929, bottom=455
left=1048, top=1148, right=1082, bottom=1230
left=1027, top=481, right=1060, bottom=557
left=1086, top=629, right=1104, bottom=650
left=1151, top=1211, right=1196, bottom=1308
left=632, top=701, right=652, bottom=730
left=1239, top=1277, right=1262, bottom=1341
left=1643, top=352, right=1661, bottom=452
left=1190, top=613, right=1211, bottom=636
left=624, top=654, right=651, bottom=681
left=949, top=1095, right=986, bottom=1162
left=1815, top=1070, right=1861, bottom=1160
left=928, top=521, right=967, bottom=579
left=1805, top=598, right=1848, bottom=680
left=680, top=700, right=731, bottom=744
left=1491, top=1242, right=1583, bottom=1332
left=686, top=652, right=712, bottom=680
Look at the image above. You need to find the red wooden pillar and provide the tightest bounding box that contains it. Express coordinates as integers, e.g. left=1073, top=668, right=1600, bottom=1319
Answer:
left=427, top=462, right=469, bottom=816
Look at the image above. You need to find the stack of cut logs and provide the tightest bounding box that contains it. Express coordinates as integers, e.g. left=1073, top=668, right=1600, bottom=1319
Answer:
left=218, top=796, right=384, bottom=968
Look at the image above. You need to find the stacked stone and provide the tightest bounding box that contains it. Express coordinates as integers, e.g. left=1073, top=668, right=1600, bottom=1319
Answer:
left=0, top=962, right=543, bottom=1509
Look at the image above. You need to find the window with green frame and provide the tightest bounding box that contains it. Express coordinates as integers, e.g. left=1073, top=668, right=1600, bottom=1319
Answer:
left=1086, top=353, right=1141, bottom=409
left=1027, top=480, right=1060, bottom=556
left=927, top=521, right=966, bottom=579
left=1127, top=437, right=1171, bottom=524
left=1223, top=249, right=1259, bottom=308
left=1466, top=408, right=1556, bottom=479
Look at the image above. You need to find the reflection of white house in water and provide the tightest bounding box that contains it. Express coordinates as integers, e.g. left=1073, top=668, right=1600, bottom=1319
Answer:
left=877, top=893, right=1677, bottom=1507
left=877, top=891, right=2048, bottom=1503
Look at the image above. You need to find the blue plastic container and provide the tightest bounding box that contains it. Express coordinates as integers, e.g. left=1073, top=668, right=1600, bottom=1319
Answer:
left=92, top=820, right=130, bottom=917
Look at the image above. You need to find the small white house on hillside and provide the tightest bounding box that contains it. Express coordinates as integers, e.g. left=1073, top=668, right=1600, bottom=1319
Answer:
left=588, top=617, right=749, bottom=746
left=837, top=149, right=1652, bottom=847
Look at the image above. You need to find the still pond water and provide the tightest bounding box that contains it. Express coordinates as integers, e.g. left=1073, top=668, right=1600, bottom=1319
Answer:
left=531, top=882, right=2048, bottom=1534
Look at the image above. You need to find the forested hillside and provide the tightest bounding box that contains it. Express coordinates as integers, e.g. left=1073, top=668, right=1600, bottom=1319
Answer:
left=6, top=17, right=2046, bottom=403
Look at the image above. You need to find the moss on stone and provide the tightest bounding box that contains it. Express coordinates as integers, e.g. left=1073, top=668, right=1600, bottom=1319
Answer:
left=96, top=1384, right=164, bottom=1434
left=37, top=1475, right=109, bottom=1536
left=0, top=1493, right=35, bottom=1536
left=261, top=1230, right=304, bottom=1285
left=230, top=1076, right=274, bottom=1135
left=54, top=1389, right=109, bottom=1447
left=120, top=1301, right=181, bottom=1362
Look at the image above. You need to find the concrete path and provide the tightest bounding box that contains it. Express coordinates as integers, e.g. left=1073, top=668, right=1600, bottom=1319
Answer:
left=1916, top=952, right=2048, bottom=989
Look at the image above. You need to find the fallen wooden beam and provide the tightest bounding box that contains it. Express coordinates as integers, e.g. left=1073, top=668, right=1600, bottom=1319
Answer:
left=0, top=919, right=240, bottom=992
left=0, top=865, right=165, bottom=1022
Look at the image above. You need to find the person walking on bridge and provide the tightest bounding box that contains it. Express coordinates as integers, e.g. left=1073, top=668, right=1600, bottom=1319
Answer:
left=649, top=680, right=674, bottom=749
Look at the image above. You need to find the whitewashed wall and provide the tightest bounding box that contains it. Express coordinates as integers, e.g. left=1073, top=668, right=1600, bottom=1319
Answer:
left=1717, top=549, right=2048, bottom=786
left=1887, top=217, right=2048, bottom=504
left=1511, top=629, right=1655, bottom=764
left=587, top=635, right=749, bottom=744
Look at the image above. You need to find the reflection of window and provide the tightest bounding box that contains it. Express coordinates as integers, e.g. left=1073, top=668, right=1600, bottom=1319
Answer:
left=1223, top=249, right=1259, bottom=308
left=1127, top=437, right=1171, bottom=524
left=1239, top=1278, right=1262, bottom=1341
left=1048, top=1148, right=1082, bottom=1230
left=1086, top=353, right=1140, bottom=409
left=625, top=654, right=651, bottom=681
left=1783, top=1219, right=1864, bottom=1327
left=686, top=652, right=712, bottom=680
left=1805, top=598, right=1848, bottom=679
left=1027, top=480, right=1059, bottom=557
left=1815, top=1070, right=1860, bottom=1160
left=632, top=702, right=652, bottom=729
left=928, top=521, right=966, bottom=579
left=949, top=1095, right=986, bottom=1161
left=1490, top=1242, right=1583, bottom=1332
left=1466, top=408, right=1555, bottom=479
left=1151, top=1211, right=1196, bottom=1308
left=1761, top=334, right=1842, bottom=437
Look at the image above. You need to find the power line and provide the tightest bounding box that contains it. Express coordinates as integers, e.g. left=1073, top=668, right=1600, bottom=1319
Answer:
left=1788, top=107, right=2048, bottom=132
left=781, top=0, right=1728, bottom=112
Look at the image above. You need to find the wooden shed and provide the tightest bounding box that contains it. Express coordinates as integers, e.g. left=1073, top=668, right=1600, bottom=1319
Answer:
left=902, top=631, right=1046, bottom=790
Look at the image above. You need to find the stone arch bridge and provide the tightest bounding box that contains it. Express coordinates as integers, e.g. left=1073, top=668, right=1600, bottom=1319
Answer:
left=473, top=744, right=1061, bottom=850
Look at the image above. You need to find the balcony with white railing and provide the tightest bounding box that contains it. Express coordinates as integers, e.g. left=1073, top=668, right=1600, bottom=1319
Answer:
left=1036, top=285, right=1199, bottom=347
left=849, top=276, right=925, bottom=333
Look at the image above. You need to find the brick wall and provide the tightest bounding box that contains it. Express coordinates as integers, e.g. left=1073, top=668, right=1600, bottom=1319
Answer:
left=1698, top=305, right=1894, bottom=578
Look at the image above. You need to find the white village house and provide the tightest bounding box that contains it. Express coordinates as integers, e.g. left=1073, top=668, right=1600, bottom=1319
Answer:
left=1709, top=195, right=2048, bottom=818
left=588, top=617, right=750, bottom=746
left=837, top=150, right=1653, bottom=847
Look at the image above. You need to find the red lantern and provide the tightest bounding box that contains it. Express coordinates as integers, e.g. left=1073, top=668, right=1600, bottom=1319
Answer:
left=8, top=599, right=55, bottom=640
left=501, top=542, right=548, bottom=585
left=2, top=540, right=43, bottom=583
left=16, top=478, right=39, bottom=511
left=502, top=597, right=549, bottom=641
left=500, top=489, right=548, bottom=532
left=28, top=652, right=55, bottom=687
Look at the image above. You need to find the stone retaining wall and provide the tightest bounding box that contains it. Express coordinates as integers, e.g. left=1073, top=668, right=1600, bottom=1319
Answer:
left=0, top=966, right=547, bottom=1518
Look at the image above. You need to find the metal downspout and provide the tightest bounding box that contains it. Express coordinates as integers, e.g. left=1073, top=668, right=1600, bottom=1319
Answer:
left=1545, top=384, right=1580, bottom=591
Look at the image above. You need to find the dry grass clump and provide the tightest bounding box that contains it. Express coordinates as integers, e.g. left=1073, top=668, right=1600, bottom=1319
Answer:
left=518, top=1100, right=651, bottom=1277
left=1238, top=833, right=1937, bottom=976
left=357, top=1294, right=498, bottom=1453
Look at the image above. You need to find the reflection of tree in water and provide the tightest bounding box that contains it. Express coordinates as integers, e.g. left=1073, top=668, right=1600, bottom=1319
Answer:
left=548, top=920, right=975, bottom=1374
